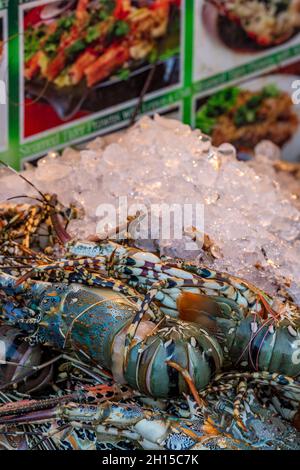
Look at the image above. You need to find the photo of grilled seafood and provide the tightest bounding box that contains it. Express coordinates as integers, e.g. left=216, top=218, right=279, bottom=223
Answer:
left=206, top=0, right=300, bottom=49
left=23, top=0, right=181, bottom=123
left=195, top=82, right=299, bottom=151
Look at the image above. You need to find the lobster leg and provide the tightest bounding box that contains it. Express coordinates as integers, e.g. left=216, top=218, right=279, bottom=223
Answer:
left=13, top=259, right=157, bottom=316
left=232, top=379, right=248, bottom=432
left=210, top=370, right=300, bottom=428
left=14, top=258, right=100, bottom=285
left=116, top=252, right=273, bottom=312
left=166, top=360, right=207, bottom=409
left=23, top=207, right=42, bottom=249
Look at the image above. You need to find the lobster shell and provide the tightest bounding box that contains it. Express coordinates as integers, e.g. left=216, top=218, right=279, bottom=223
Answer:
left=0, top=325, right=53, bottom=393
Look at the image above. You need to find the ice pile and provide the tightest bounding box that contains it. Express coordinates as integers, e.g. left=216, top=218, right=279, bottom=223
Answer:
left=0, top=115, right=299, bottom=304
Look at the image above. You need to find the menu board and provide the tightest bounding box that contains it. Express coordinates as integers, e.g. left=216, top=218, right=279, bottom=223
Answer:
left=2, top=0, right=300, bottom=168
left=0, top=1, right=8, bottom=152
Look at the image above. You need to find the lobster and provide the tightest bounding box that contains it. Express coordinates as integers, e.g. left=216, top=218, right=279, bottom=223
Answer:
left=16, top=238, right=300, bottom=377
left=0, top=395, right=247, bottom=451
left=0, top=272, right=224, bottom=400
left=0, top=160, right=82, bottom=255
left=0, top=193, right=80, bottom=253
left=0, top=264, right=300, bottom=431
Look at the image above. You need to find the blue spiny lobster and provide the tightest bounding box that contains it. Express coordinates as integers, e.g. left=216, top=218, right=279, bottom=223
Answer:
left=1, top=280, right=293, bottom=450
left=12, top=238, right=300, bottom=378
left=0, top=271, right=224, bottom=400
left=0, top=252, right=300, bottom=433
left=0, top=181, right=300, bottom=442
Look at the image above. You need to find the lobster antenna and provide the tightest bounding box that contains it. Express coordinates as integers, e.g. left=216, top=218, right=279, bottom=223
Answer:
left=7, top=195, right=45, bottom=205
left=0, top=159, right=48, bottom=202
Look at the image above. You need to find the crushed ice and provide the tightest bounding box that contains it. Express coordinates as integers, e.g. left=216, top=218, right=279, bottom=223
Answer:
left=0, top=115, right=299, bottom=305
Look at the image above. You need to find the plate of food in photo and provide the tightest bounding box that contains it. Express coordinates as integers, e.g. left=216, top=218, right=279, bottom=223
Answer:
left=195, top=74, right=300, bottom=160
left=204, top=0, right=300, bottom=52
left=206, top=0, right=300, bottom=51
left=23, top=0, right=181, bottom=121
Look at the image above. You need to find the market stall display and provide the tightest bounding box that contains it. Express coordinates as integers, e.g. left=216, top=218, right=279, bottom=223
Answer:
left=0, top=117, right=299, bottom=450
left=0, top=0, right=300, bottom=453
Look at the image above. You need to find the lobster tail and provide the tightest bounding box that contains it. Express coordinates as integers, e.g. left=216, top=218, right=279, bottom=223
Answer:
left=124, top=317, right=224, bottom=398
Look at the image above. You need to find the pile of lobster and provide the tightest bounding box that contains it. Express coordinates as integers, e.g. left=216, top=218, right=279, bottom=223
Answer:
left=0, top=171, right=299, bottom=450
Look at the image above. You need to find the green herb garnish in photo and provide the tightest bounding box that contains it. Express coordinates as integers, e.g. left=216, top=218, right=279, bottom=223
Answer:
left=24, top=26, right=47, bottom=61
left=116, top=67, right=130, bottom=80
left=233, top=84, right=280, bottom=127
left=66, top=39, right=86, bottom=63
left=113, top=20, right=130, bottom=38
left=196, top=85, right=281, bottom=134
left=86, top=25, right=101, bottom=44
left=195, top=87, right=240, bottom=134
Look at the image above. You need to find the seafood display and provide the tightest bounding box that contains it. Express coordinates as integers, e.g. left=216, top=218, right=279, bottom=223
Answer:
left=195, top=84, right=298, bottom=150
left=208, top=0, right=300, bottom=48
left=1, top=363, right=299, bottom=450
left=0, top=117, right=299, bottom=450
left=1, top=342, right=299, bottom=451
left=0, top=245, right=299, bottom=449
